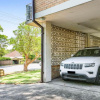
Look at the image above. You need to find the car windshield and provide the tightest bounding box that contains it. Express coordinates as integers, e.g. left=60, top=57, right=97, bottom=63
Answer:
left=74, top=49, right=100, bottom=57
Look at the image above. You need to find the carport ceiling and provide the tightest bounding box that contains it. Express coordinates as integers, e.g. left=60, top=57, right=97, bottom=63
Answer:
left=41, top=0, right=100, bottom=37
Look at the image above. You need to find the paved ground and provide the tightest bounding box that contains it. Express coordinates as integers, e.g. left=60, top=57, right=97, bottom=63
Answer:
left=0, top=63, right=41, bottom=74
left=0, top=78, right=100, bottom=100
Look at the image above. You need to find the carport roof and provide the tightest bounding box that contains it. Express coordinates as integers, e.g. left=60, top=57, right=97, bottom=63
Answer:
left=36, top=0, right=100, bottom=37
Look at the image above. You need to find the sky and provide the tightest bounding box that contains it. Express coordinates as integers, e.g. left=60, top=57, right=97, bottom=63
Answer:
left=0, top=0, right=32, bottom=38
left=0, top=0, right=31, bottom=49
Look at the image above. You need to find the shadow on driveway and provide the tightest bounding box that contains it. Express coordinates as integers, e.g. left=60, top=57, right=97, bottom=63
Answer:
left=0, top=78, right=100, bottom=100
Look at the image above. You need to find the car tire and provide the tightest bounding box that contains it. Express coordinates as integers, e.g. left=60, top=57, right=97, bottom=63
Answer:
left=62, top=76, right=66, bottom=81
left=95, top=67, right=100, bottom=85
left=62, top=76, right=69, bottom=81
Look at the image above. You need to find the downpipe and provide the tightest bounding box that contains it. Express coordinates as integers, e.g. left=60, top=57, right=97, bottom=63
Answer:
left=32, top=0, right=44, bottom=83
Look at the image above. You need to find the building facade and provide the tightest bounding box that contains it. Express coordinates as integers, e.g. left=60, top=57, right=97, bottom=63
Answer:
left=26, top=0, right=100, bottom=82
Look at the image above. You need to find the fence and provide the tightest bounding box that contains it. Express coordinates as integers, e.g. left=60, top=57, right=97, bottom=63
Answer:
left=0, top=60, right=13, bottom=66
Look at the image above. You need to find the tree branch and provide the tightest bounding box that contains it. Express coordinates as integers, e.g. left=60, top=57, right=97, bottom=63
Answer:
left=27, top=54, right=40, bottom=65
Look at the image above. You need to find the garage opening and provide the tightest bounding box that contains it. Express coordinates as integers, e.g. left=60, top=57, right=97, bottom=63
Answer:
left=13, top=60, right=19, bottom=64
left=51, top=25, right=100, bottom=80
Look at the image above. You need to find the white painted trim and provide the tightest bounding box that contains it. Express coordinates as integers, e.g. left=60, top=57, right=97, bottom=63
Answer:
left=35, top=0, right=92, bottom=18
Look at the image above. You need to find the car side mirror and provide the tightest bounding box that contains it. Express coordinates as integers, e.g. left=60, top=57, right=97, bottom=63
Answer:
left=71, top=54, right=74, bottom=57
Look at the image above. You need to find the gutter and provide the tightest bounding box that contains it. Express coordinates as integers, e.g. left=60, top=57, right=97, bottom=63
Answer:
left=32, top=0, right=44, bottom=83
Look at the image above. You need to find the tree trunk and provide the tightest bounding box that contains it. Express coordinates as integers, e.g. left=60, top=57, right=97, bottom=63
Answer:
left=24, top=54, right=29, bottom=71
left=24, top=63, right=28, bottom=71
left=24, top=54, right=40, bottom=71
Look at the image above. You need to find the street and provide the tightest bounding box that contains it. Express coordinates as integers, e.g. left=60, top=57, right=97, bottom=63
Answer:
left=0, top=63, right=41, bottom=75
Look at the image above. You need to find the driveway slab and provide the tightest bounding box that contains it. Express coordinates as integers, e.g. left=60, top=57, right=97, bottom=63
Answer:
left=51, top=78, right=100, bottom=93
left=0, top=78, right=100, bottom=100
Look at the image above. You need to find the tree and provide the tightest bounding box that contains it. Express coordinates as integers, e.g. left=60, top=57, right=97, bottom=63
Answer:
left=0, top=26, right=8, bottom=57
left=10, top=22, right=41, bottom=71
left=0, top=25, right=3, bottom=32
left=0, top=34, right=8, bottom=49
left=0, top=48, right=7, bottom=57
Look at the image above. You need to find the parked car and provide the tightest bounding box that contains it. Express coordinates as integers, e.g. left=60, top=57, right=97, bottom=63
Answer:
left=39, top=62, right=41, bottom=66
left=60, top=47, right=100, bottom=84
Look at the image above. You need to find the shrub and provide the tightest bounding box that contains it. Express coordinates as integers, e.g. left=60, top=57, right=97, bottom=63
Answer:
left=0, top=57, right=11, bottom=61
left=37, top=57, right=41, bottom=60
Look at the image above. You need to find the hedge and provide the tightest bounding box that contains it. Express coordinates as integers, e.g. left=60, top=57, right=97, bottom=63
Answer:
left=0, top=57, right=11, bottom=61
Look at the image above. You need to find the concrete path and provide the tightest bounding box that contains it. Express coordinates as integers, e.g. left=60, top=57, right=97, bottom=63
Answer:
left=0, top=78, right=100, bottom=100
left=0, top=63, right=41, bottom=75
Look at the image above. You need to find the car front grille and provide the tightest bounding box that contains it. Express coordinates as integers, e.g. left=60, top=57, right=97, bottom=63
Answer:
left=64, top=64, right=83, bottom=69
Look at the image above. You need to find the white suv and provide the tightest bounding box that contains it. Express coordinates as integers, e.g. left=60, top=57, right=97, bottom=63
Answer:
left=60, top=47, right=100, bottom=84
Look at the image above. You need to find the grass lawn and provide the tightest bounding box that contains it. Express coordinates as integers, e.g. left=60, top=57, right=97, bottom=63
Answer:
left=0, top=70, right=41, bottom=84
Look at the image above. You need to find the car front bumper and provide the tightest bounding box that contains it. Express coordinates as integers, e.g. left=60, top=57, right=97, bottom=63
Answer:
left=61, top=73, right=96, bottom=83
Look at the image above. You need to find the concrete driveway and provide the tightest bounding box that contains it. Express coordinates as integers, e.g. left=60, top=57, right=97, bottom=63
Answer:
left=0, top=63, right=41, bottom=75
left=0, top=78, right=100, bottom=100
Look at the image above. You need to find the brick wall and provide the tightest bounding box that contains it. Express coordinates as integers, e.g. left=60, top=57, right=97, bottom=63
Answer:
left=51, top=25, right=87, bottom=66
left=52, top=65, right=60, bottom=79
left=0, top=60, right=13, bottom=66
left=35, top=0, right=68, bottom=13
left=90, top=35, right=100, bottom=47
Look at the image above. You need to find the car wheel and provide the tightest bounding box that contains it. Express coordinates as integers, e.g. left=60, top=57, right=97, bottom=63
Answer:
left=95, top=67, right=100, bottom=85
left=62, top=78, right=66, bottom=81
left=62, top=76, right=68, bottom=81
left=61, top=76, right=65, bottom=80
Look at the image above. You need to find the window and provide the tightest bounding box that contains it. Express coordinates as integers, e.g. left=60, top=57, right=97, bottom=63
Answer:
left=74, top=49, right=100, bottom=57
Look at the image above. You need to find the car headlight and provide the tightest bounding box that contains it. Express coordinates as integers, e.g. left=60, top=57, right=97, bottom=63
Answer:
left=85, top=63, right=95, bottom=67
left=60, top=63, right=64, bottom=67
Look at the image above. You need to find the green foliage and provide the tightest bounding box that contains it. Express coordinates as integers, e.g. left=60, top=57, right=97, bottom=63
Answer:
left=23, top=55, right=35, bottom=60
left=29, top=55, right=35, bottom=60
left=9, top=22, right=41, bottom=57
left=20, top=59, right=25, bottom=64
left=37, top=57, right=41, bottom=60
left=0, top=48, right=6, bottom=57
left=0, top=34, right=8, bottom=48
left=0, top=34, right=8, bottom=57
left=0, top=26, right=10, bottom=57
left=0, top=26, right=8, bottom=49
left=0, top=25, right=3, bottom=32
left=0, top=57, right=11, bottom=61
